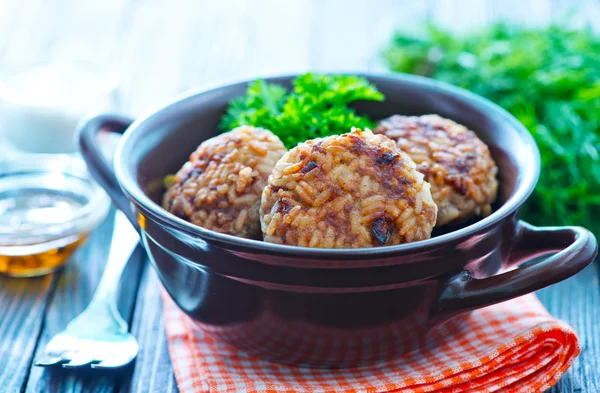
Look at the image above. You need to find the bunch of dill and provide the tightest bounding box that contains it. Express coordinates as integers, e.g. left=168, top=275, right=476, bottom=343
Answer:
left=384, top=23, right=600, bottom=235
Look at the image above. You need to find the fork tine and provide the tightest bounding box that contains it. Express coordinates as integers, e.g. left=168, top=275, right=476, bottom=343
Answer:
left=36, top=214, right=139, bottom=371
left=61, top=354, right=96, bottom=369
left=34, top=356, right=64, bottom=367
left=90, top=357, right=131, bottom=369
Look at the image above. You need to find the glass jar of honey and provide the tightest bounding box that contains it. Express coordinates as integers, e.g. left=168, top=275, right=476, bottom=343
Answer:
left=0, top=155, right=110, bottom=276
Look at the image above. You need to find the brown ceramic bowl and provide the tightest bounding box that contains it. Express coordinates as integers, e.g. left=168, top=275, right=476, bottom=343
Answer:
left=78, top=73, right=597, bottom=368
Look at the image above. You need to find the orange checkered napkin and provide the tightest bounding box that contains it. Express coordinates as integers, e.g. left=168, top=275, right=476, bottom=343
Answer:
left=161, top=291, right=579, bottom=393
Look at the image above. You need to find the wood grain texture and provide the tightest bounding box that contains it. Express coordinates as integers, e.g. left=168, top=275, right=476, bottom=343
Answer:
left=0, top=274, right=54, bottom=393
left=119, top=265, right=178, bottom=393
left=539, top=263, right=600, bottom=393
left=2, top=0, right=600, bottom=392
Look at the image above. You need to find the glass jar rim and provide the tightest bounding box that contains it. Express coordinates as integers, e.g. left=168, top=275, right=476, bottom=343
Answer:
left=0, top=154, right=111, bottom=246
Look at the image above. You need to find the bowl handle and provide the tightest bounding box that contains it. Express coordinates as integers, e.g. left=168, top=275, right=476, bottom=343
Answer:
left=77, top=114, right=138, bottom=229
left=432, top=221, right=597, bottom=324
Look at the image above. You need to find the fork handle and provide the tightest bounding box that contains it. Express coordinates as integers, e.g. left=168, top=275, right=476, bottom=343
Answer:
left=93, top=211, right=139, bottom=303
left=75, top=211, right=139, bottom=332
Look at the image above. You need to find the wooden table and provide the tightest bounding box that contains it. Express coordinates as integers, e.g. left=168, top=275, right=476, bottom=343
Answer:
left=1, top=1, right=600, bottom=392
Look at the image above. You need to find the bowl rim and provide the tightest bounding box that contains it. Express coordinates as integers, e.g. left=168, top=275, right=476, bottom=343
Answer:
left=114, top=71, right=540, bottom=258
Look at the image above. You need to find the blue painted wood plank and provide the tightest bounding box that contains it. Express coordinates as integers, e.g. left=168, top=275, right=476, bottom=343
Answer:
left=540, top=262, right=600, bottom=393
left=0, top=274, right=54, bottom=393
left=119, top=265, right=178, bottom=393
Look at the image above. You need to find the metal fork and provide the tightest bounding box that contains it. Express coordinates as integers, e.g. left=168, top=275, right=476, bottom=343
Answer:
left=35, top=211, right=140, bottom=369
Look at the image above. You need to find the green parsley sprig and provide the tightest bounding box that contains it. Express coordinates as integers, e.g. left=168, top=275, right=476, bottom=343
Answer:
left=219, top=73, right=384, bottom=148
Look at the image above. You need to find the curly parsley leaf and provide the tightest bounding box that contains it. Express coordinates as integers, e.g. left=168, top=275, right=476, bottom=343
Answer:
left=219, top=73, right=384, bottom=148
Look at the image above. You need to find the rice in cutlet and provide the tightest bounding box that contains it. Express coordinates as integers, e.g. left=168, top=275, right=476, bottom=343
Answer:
left=260, top=128, right=437, bottom=248
left=375, top=115, right=498, bottom=226
left=162, top=126, right=287, bottom=238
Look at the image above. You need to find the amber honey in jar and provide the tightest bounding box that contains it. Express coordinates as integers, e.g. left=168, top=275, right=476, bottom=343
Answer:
left=0, top=155, right=110, bottom=277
